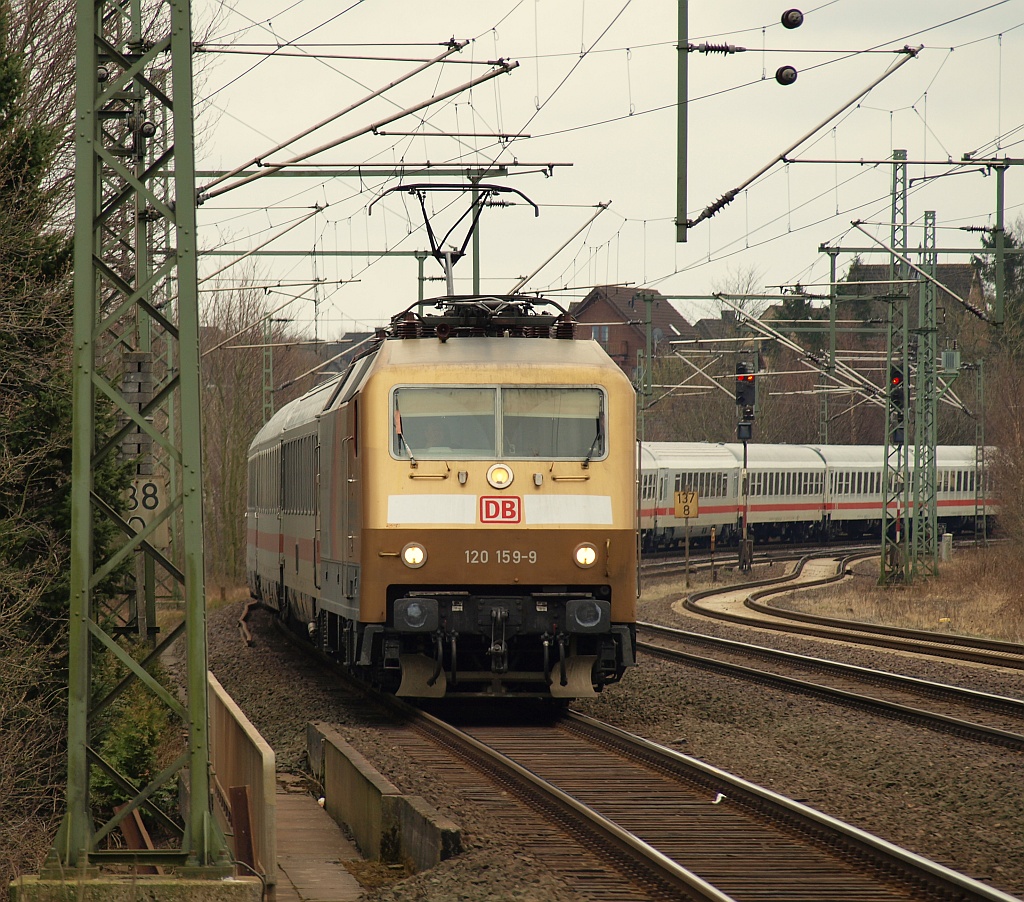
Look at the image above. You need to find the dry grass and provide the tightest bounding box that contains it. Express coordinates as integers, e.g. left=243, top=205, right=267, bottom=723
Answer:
left=773, top=545, right=1024, bottom=643
left=641, top=545, right=1024, bottom=644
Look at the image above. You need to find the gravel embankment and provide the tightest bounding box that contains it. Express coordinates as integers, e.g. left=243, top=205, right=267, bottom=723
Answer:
left=205, top=582, right=1024, bottom=902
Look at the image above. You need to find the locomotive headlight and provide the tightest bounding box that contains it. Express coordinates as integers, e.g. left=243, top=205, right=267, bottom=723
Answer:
left=573, top=542, right=598, bottom=568
left=565, top=598, right=610, bottom=633
left=401, top=542, right=427, bottom=568
left=486, top=463, right=514, bottom=489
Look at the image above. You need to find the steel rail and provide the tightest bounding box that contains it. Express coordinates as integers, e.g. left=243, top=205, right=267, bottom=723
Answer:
left=409, top=706, right=739, bottom=902
left=637, top=624, right=1024, bottom=750
left=682, top=552, right=1024, bottom=669
left=564, top=711, right=1023, bottom=902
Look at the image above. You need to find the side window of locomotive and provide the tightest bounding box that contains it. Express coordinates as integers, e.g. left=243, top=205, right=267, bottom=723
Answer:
left=392, top=387, right=496, bottom=458
left=501, top=388, right=605, bottom=459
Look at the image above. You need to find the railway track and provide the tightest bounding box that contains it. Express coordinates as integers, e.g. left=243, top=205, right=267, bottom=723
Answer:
left=375, top=700, right=1020, bottom=901
left=239, top=592, right=1024, bottom=899
left=637, top=621, right=1024, bottom=750
left=664, top=549, right=1024, bottom=670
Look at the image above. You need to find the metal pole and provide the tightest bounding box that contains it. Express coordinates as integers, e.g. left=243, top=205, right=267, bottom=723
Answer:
left=644, top=293, right=654, bottom=400
left=471, top=176, right=481, bottom=294
left=684, top=518, right=690, bottom=588
left=676, top=0, right=688, bottom=242
left=741, top=440, right=750, bottom=572
left=993, top=165, right=1006, bottom=324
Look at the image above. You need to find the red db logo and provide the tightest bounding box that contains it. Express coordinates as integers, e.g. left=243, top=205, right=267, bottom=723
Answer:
left=480, top=496, right=521, bottom=523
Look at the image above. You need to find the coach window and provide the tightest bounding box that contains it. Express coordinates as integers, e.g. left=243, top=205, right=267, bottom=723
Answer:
left=502, top=387, right=605, bottom=459
left=642, top=473, right=656, bottom=500
left=393, top=387, right=496, bottom=458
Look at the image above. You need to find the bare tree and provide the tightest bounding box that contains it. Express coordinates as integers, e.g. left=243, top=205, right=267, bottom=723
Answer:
left=199, top=275, right=320, bottom=588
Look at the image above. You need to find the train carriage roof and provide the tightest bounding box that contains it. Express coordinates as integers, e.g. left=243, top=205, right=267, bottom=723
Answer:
left=248, top=373, right=341, bottom=451
left=807, top=444, right=887, bottom=468
left=722, top=443, right=826, bottom=469
left=934, top=446, right=986, bottom=468
left=639, top=442, right=738, bottom=470
left=812, top=444, right=987, bottom=470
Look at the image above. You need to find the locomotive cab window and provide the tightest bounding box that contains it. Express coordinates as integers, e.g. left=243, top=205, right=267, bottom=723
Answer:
left=502, top=388, right=604, bottom=459
left=392, top=386, right=606, bottom=461
left=393, top=387, right=496, bottom=458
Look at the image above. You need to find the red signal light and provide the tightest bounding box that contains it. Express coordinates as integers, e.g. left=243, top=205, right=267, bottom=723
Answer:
left=889, top=367, right=905, bottom=410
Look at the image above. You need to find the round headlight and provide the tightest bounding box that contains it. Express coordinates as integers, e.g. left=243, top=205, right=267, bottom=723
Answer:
left=401, top=542, right=427, bottom=568
left=573, top=543, right=598, bottom=568
left=404, top=601, right=428, bottom=629
left=572, top=600, right=602, bottom=629
left=486, top=463, right=514, bottom=489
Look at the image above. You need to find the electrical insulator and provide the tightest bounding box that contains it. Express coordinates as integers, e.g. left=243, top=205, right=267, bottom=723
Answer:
left=775, top=65, right=798, bottom=86
left=781, top=9, right=804, bottom=29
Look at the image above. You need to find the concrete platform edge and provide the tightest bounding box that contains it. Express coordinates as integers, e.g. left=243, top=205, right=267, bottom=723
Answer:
left=306, top=721, right=461, bottom=871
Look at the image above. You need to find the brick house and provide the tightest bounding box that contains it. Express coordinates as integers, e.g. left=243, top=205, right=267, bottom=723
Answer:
left=570, top=285, right=696, bottom=377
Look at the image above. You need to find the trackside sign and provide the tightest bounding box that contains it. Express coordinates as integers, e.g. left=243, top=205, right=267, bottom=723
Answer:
left=479, top=496, right=521, bottom=523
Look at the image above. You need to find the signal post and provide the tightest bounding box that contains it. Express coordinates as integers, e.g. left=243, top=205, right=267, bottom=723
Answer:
left=736, top=363, right=756, bottom=572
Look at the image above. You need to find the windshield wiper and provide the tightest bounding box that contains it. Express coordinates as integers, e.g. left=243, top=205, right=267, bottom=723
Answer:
left=394, top=407, right=419, bottom=467
left=583, top=416, right=603, bottom=468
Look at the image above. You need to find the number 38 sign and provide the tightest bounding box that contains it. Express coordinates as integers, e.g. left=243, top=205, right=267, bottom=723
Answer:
left=127, top=476, right=169, bottom=549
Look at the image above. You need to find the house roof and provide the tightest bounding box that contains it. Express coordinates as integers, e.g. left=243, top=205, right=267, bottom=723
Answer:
left=845, top=262, right=982, bottom=309
left=692, top=310, right=738, bottom=342
left=571, top=285, right=696, bottom=346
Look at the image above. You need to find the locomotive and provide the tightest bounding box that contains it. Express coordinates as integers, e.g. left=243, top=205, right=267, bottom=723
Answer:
left=246, top=295, right=639, bottom=699
left=640, top=441, right=997, bottom=550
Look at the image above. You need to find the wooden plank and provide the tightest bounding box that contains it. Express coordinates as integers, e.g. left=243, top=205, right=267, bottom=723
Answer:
left=229, top=784, right=259, bottom=875
left=114, top=803, right=162, bottom=875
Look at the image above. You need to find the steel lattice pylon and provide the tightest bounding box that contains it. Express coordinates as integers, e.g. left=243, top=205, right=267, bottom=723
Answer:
left=881, top=150, right=910, bottom=585
left=910, top=211, right=939, bottom=578
left=50, top=0, right=229, bottom=874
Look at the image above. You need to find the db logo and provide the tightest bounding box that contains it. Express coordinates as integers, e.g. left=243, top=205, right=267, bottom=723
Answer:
left=480, top=496, right=521, bottom=523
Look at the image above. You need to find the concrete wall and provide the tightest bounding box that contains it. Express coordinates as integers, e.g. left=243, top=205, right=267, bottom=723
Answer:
left=208, top=674, right=277, bottom=885
left=306, top=722, right=461, bottom=871
left=10, top=876, right=262, bottom=902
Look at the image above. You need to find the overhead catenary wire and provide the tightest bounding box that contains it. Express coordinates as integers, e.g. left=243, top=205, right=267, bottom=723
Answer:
left=199, top=40, right=470, bottom=196
left=687, top=46, right=923, bottom=230
left=199, top=59, right=519, bottom=204
left=196, top=2, right=1023, bottom=336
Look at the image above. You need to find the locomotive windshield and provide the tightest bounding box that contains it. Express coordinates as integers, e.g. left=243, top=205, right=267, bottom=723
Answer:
left=501, top=388, right=604, bottom=458
left=392, top=386, right=605, bottom=460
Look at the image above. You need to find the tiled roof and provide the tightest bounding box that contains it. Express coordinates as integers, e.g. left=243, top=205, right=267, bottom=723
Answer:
left=846, top=262, right=982, bottom=308
left=572, top=285, right=696, bottom=342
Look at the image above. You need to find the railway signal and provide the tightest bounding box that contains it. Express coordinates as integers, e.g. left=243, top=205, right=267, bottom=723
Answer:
left=889, top=366, right=905, bottom=409
left=735, top=362, right=756, bottom=410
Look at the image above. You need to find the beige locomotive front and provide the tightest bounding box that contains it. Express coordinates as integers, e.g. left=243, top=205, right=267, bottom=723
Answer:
left=320, top=336, right=637, bottom=696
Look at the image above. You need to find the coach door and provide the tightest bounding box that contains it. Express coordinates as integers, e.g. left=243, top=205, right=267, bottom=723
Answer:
left=314, top=439, right=321, bottom=590
left=340, top=400, right=360, bottom=607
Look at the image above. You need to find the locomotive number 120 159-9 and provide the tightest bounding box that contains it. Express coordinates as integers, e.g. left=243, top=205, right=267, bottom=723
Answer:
left=465, top=549, right=538, bottom=564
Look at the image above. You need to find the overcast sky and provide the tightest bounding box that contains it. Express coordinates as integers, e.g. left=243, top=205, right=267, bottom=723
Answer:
left=192, top=1, right=1024, bottom=338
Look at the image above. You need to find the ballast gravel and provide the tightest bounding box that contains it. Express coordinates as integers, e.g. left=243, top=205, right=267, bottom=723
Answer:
left=203, top=581, right=1024, bottom=902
